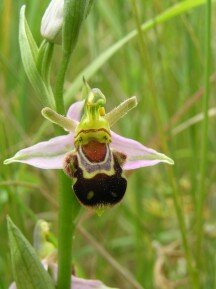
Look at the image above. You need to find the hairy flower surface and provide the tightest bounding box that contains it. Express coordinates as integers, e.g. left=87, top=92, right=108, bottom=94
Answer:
left=5, top=84, right=174, bottom=207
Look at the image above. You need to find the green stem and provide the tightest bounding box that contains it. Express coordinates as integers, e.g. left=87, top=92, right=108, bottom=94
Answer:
left=57, top=173, right=76, bottom=289
left=196, top=0, right=211, bottom=267
left=54, top=54, right=70, bottom=115
left=54, top=51, right=81, bottom=289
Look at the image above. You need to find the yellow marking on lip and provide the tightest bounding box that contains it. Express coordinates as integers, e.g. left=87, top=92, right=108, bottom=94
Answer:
left=75, top=128, right=111, bottom=138
left=87, top=191, right=94, bottom=200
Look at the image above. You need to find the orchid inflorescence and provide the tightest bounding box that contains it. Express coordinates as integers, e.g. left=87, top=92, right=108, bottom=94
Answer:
left=5, top=80, right=174, bottom=209
left=5, top=1, right=175, bottom=289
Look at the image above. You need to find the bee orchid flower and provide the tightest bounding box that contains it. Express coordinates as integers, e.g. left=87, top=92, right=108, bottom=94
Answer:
left=4, top=82, right=174, bottom=208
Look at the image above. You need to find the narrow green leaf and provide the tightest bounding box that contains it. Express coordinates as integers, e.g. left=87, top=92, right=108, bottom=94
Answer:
left=37, top=40, right=54, bottom=85
left=19, top=6, right=55, bottom=108
left=23, top=12, right=38, bottom=63
left=7, top=216, right=55, bottom=289
left=65, top=0, right=207, bottom=105
left=84, top=0, right=95, bottom=19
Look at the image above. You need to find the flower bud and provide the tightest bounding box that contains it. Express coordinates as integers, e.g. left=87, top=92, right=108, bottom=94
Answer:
left=41, top=0, right=64, bottom=44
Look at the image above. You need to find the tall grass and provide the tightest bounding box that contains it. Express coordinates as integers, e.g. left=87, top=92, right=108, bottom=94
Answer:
left=0, top=1, right=215, bottom=289
left=196, top=0, right=212, bottom=266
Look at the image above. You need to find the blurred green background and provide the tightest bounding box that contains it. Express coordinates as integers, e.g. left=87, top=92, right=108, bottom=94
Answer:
left=0, top=0, right=215, bottom=289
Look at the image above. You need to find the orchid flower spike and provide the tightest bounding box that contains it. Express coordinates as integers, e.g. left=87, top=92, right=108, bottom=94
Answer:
left=4, top=81, right=174, bottom=208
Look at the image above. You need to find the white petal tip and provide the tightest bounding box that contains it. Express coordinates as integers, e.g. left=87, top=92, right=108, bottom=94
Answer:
left=4, top=158, right=13, bottom=165
left=41, top=107, right=49, bottom=116
left=131, top=96, right=138, bottom=106
left=20, top=5, right=26, bottom=13
left=143, top=152, right=175, bottom=166
left=4, top=156, right=20, bottom=165
left=162, top=156, right=174, bottom=165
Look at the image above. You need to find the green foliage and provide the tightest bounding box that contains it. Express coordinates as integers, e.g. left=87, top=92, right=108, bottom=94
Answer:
left=0, top=0, right=215, bottom=289
left=19, top=6, right=54, bottom=107
left=64, top=0, right=207, bottom=105
left=7, top=217, right=55, bottom=289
